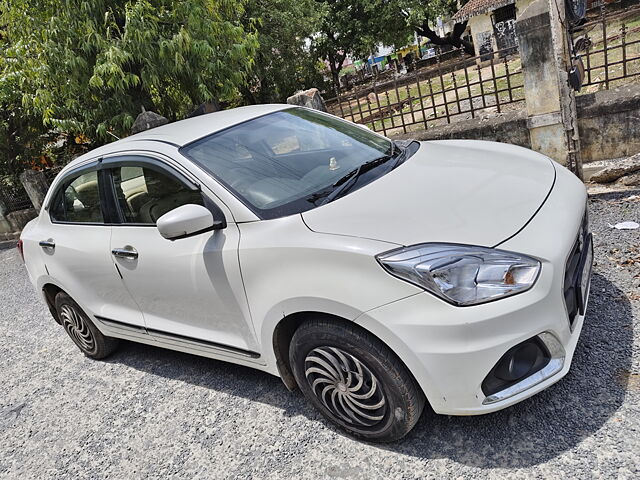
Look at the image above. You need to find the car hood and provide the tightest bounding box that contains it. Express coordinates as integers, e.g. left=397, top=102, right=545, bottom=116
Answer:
left=301, top=140, right=556, bottom=247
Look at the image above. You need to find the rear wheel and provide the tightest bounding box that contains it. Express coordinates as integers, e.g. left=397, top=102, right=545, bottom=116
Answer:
left=289, top=319, right=425, bottom=442
left=54, top=292, right=119, bottom=359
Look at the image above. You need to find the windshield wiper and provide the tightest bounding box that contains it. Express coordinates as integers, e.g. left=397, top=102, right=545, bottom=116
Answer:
left=313, top=154, right=394, bottom=206
left=317, top=165, right=365, bottom=205
left=306, top=141, right=405, bottom=206
left=388, top=141, right=407, bottom=170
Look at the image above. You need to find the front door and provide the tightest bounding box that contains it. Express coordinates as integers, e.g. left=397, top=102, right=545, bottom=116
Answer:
left=105, top=158, right=259, bottom=355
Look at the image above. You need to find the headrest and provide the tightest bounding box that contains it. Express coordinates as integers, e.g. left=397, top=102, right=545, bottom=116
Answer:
left=74, top=180, right=99, bottom=206
left=144, top=169, right=182, bottom=197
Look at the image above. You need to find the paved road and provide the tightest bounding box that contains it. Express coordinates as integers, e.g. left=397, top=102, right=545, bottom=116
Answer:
left=1, top=191, right=639, bottom=479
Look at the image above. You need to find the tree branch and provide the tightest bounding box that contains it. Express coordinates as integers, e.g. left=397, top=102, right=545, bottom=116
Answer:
left=335, top=51, right=347, bottom=71
left=415, top=20, right=474, bottom=56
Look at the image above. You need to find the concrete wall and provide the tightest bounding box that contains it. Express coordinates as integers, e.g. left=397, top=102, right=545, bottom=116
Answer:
left=577, top=86, right=640, bottom=162
left=0, top=207, right=37, bottom=239
left=467, top=2, right=519, bottom=59
left=392, top=84, right=640, bottom=164
left=468, top=14, right=496, bottom=59
left=0, top=217, right=12, bottom=237
left=394, top=111, right=531, bottom=147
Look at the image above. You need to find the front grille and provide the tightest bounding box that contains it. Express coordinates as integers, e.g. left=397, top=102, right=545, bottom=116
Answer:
left=563, top=210, right=589, bottom=326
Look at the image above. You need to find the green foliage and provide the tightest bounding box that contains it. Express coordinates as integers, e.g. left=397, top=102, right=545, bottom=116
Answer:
left=0, top=0, right=469, bottom=176
left=311, top=0, right=461, bottom=88
left=0, top=22, right=50, bottom=177
left=389, top=0, right=460, bottom=29
left=312, top=0, right=376, bottom=86
left=242, top=0, right=327, bottom=103
left=371, top=0, right=455, bottom=45
left=1, top=0, right=257, bottom=146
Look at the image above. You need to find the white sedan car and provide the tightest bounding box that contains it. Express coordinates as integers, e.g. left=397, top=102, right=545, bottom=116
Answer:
left=19, top=105, right=592, bottom=442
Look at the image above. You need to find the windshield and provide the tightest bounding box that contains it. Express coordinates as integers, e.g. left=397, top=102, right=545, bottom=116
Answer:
left=180, top=108, right=397, bottom=219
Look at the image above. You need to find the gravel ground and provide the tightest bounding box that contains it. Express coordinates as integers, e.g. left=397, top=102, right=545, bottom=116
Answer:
left=1, top=188, right=639, bottom=479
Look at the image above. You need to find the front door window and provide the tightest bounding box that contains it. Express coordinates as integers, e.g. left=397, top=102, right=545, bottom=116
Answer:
left=111, top=166, right=203, bottom=224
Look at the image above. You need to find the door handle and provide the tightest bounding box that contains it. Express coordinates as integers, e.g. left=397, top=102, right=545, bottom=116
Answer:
left=111, top=246, right=138, bottom=260
left=39, top=239, right=55, bottom=250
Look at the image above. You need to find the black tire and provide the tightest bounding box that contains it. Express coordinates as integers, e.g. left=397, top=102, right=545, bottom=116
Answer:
left=289, top=318, right=425, bottom=442
left=54, top=292, right=119, bottom=359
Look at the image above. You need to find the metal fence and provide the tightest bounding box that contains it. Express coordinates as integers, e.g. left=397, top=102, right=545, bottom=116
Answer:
left=0, top=176, right=33, bottom=214
left=326, top=1, right=640, bottom=135
left=325, top=47, right=524, bottom=136
left=575, top=1, right=640, bottom=90
left=0, top=164, right=66, bottom=215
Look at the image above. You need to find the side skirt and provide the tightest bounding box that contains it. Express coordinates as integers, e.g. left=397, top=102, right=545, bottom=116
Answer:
left=93, top=315, right=265, bottom=366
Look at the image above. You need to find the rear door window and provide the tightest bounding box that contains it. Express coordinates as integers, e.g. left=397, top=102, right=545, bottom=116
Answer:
left=50, top=171, right=103, bottom=223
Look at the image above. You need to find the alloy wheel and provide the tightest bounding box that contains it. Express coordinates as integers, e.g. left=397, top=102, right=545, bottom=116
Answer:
left=59, top=304, right=96, bottom=353
left=304, top=346, right=387, bottom=428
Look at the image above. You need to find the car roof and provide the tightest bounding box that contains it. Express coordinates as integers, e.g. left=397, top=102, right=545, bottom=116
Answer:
left=67, top=104, right=292, bottom=167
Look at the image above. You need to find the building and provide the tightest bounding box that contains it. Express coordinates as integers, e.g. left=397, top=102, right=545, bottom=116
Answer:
left=452, top=0, right=518, bottom=60
left=453, top=0, right=626, bottom=62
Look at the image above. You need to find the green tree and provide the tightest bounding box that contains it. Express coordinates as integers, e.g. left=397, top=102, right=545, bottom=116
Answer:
left=312, top=0, right=381, bottom=90
left=392, top=0, right=474, bottom=55
left=0, top=17, right=50, bottom=177
left=242, top=0, right=326, bottom=103
left=365, top=0, right=473, bottom=55
left=312, top=0, right=472, bottom=91
left=0, top=0, right=257, bottom=146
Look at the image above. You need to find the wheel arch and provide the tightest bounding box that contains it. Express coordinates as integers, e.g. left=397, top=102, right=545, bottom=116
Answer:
left=271, top=311, right=427, bottom=404
left=272, top=311, right=342, bottom=390
left=42, top=283, right=64, bottom=324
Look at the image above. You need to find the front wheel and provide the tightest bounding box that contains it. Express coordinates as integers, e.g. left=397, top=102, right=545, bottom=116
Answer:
left=289, top=319, right=426, bottom=442
left=55, top=292, right=119, bottom=359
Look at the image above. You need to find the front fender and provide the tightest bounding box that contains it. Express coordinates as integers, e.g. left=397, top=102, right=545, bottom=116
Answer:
left=238, top=215, right=421, bottom=374
left=257, top=296, right=371, bottom=375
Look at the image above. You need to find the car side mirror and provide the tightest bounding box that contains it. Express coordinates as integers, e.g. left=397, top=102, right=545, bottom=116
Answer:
left=156, top=204, right=225, bottom=240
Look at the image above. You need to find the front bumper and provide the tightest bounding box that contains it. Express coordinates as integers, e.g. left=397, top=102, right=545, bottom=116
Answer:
left=355, top=163, right=591, bottom=415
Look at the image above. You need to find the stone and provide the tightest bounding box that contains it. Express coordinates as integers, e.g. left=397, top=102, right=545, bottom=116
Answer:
left=590, top=154, right=640, bottom=183
left=585, top=77, right=602, bottom=94
left=286, top=88, right=327, bottom=112
left=187, top=100, right=220, bottom=118
left=367, top=92, right=378, bottom=104
left=131, top=110, right=169, bottom=134
left=619, top=171, right=640, bottom=186
left=7, top=208, right=37, bottom=232
left=19, top=170, right=48, bottom=211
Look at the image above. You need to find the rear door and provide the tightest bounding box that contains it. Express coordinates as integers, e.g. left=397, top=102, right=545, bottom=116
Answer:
left=40, top=165, right=145, bottom=327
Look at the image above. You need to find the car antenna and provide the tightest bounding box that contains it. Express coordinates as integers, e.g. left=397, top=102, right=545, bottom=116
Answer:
left=107, top=131, right=120, bottom=141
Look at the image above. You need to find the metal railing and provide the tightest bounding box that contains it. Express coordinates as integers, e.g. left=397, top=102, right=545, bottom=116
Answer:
left=0, top=177, right=33, bottom=214
left=575, top=1, right=640, bottom=91
left=0, top=164, right=66, bottom=215
left=325, top=46, right=524, bottom=136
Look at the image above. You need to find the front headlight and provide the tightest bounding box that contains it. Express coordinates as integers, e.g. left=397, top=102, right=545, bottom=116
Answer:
left=376, top=244, right=541, bottom=306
